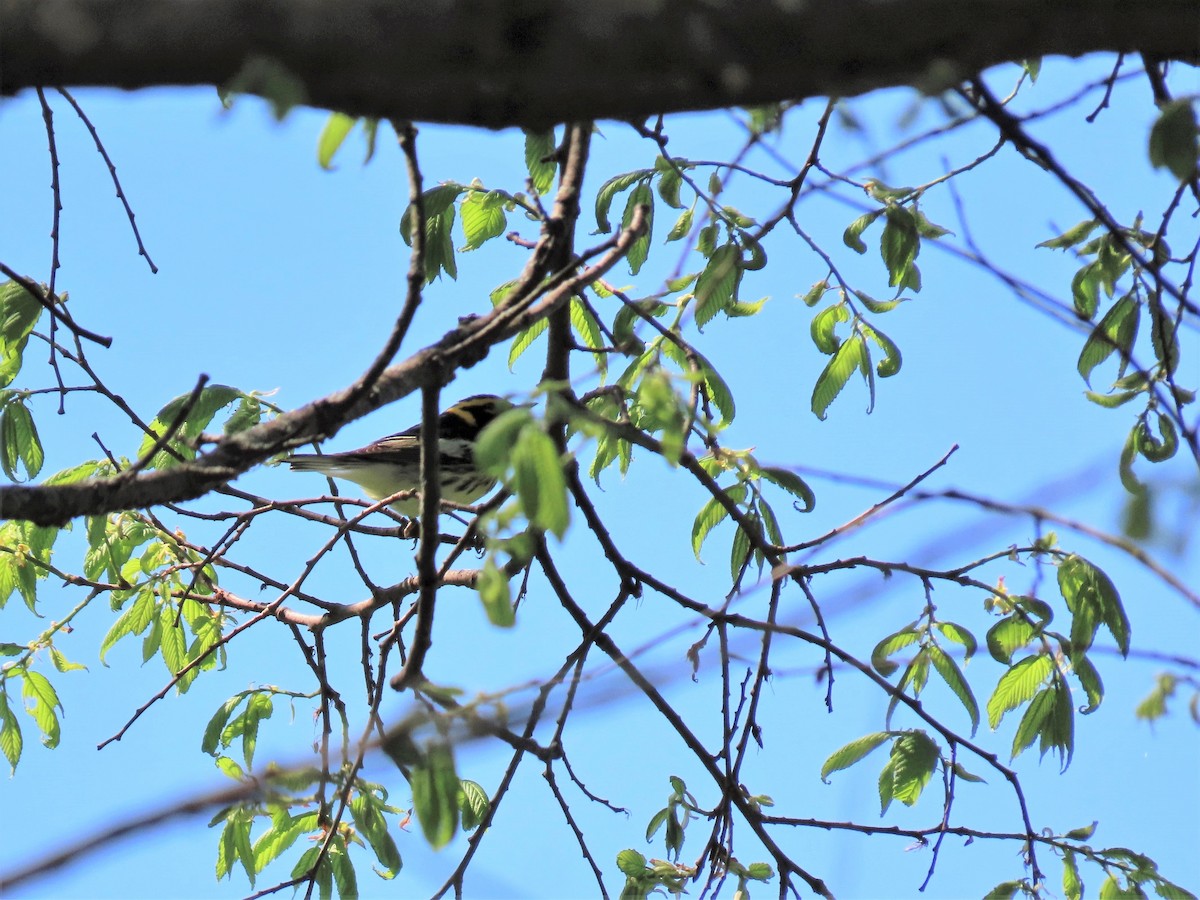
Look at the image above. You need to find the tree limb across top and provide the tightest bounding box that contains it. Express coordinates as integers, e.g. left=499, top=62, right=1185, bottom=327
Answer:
left=2, top=0, right=1198, bottom=127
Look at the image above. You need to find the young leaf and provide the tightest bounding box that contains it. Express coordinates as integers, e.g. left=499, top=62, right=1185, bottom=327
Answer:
left=622, top=183, right=655, bottom=275
left=1077, top=294, right=1140, bottom=385
left=410, top=743, right=460, bottom=849
left=886, top=730, right=938, bottom=807
left=694, top=244, right=741, bottom=328
left=811, top=333, right=866, bottom=421
left=927, top=643, right=980, bottom=735
left=316, top=112, right=356, bottom=169
left=1148, top=99, right=1199, bottom=181
left=524, top=128, right=557, bottom=194
left=820, top=731, right=890, bottom=781
left=1058, top=555, right=1130, bottom=657
left=691, top=495, right=731, bottom=561
left=987, top=653, right=1052, bottom=729
left=843, top=209, right=883, bottom=254
left=460, top=189, right=508, bottom=250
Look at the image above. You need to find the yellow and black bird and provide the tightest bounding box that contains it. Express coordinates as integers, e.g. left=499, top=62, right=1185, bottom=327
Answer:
left=285, top=394, right=515, bottom=515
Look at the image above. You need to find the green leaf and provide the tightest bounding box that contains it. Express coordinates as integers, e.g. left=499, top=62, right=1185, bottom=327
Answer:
left=854, top=290, right=904, bottom=314
left=203, top=693, right=247, bottom=755
left=317, top=112, right=357, bottom=169
left=1011, top=685, right=1056, bottom=759
left=595, top=171, right=651, bottom=233
left=1077, top=293, right=1140, bottom=385
left=1037, top=219, right=1100, bottom=251
left=886, top=730, right=938, bottom=807
left=666, top=207, right=694, bottom=242
left=984, top=880, right=1026, bottom=900
left=460, top=189, right=508, bottom=250
left=411, top=743, right=460, bottom=849
left=694, top=244, right=741, bottom=328
left=1058, top=555, right=1130, bottom=657
left=811, top=333, right=866, bottom=421
left=810, top=302, right=850, bottom=355
left=508, top=317, right=549, bottom=370
left=871, top=628, right=920, bottom=678
left=655, top=156, right=686, bottom=209
left=1148, top=99, right=1199, bottom=181
left=1136, top=412, right=1178, bottom=464
left=691, top=495, right=731, bottom=561
left=617, top=848, right=647, bottom=877
left=880, top=206, right=920, bottom=289
left=861, top=323, right=902, bottom=377
left=800, top=279, right=830, bottom=307
left=622, top=183, right=655, bottom=275
left=0, top=399, right=43, bottom=481
left=512, top=426, right=569, bottom=538
left=0, top=693, right=22, bottom=773
left=986, top=614, right=1037, bottom=665
left=139, top=385, right=243, bottom=469
left=458, top=779, right=490, bottom=832
left=1062, top=849, right=1083, bottom=900
left=987, top=654, right=1052, bottom=729
left=1072, top=262, right=1102, bottom=320
left=928, top=643, right=980, bottom=735
left=473, top=408, right=534, bottom=477
left=843, top=209, right=883, bottom=254
left=524, top=128, right=557, bottom=194
left=934, top=621, right=977, bottom=662
left=760, top=467, right=815, bottom=513
left=1073, top=652, right=1104, bottom=714
left=477, top=557, right=514, bottom=627
left=820, top=731, right=890, bottom=781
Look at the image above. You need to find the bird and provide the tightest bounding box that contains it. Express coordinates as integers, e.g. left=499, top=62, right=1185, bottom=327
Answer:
left=285, top=394, right=516, bottom=516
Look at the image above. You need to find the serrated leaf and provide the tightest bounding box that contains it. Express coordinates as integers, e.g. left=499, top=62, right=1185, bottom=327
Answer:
left=880, top=206, right=919, bottom=289
left=0, top=694, right=22, bottom=773
left=820, top=731, right=890, bottom=781
left=692, top=495, right=731, bottom=561
left=617, top=848, right=647, bottom=877
left=986, top=615, right=1036, bottom=665
left=871, top=628, right=921, bottom=678
left=811, top=333, right=866, bottom=421
left=1077, top=293, right=1140, bottom=385
left=934, top=621, right=977, bottom=662
left=987, top=654, right=1053, bottom=729
left=458, top=779, right=490, bottom=832
left=694, top=244, right=741, bottom=328
left=524, top=129, right=557, bottom=194
left=887, top=730, right=938, bottom=807
left=595, top=171, right=651, bottom=233
left=1058, top=555, right=1130, bottom=657
left=760, top=467, right=815, bottom=513
left=622, top=183, right=655, bottom=275
left=508, top=318, right=549, bottom=370
left=928, top=643, right=980, bottom=735
left=460, top=190, right=508, bottom=250
left=810, top=302, right=850, bottom=355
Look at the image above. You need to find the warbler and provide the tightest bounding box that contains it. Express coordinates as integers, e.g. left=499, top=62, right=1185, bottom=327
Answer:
left=285, top=394, right=515, bottom=515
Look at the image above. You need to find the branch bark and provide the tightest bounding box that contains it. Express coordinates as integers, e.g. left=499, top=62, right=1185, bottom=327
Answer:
left=2, top=0, right=1198, bottom=128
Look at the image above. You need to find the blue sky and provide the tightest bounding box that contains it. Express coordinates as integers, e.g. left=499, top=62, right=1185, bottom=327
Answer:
left=1, top=57, right=1197, bottom=899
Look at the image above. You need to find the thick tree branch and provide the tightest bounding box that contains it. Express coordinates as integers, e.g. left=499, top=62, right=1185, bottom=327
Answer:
left=0, top=210, right=646, bottom=526
left=1, top=0, right=1198, bottom=128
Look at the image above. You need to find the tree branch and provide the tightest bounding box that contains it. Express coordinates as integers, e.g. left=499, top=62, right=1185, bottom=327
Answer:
left=2, top=0, right=1198, bottom=128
